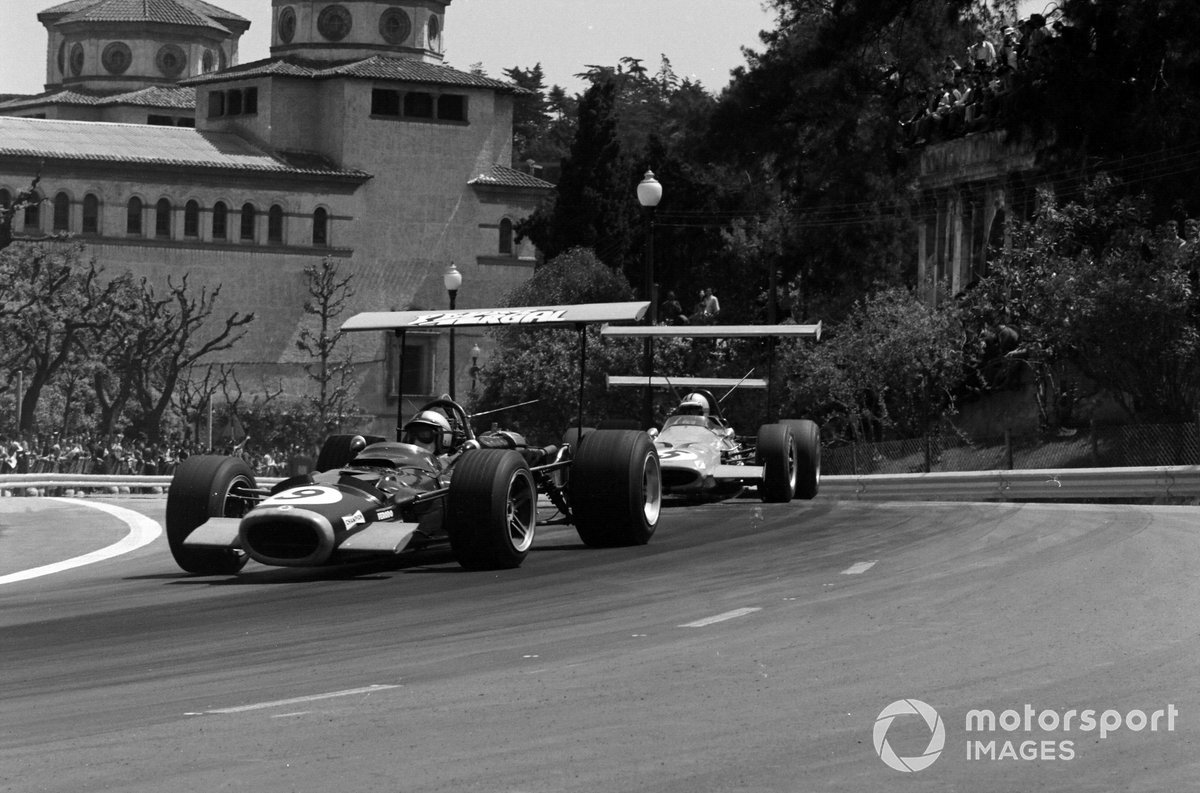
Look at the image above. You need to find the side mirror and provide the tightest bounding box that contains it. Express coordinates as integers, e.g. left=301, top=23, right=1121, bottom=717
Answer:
left=647, top=428, right=659, bottom=439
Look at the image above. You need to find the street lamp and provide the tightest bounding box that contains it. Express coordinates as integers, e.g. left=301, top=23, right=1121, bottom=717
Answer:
left=637, top=170, right=662, bottom=429
left=443, top=263, right=462, bottom=400
left=469, top=344, right=482, bottom=393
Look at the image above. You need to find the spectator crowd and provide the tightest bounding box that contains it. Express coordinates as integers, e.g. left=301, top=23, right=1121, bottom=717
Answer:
left=897, top=12, right=1084, bottom=147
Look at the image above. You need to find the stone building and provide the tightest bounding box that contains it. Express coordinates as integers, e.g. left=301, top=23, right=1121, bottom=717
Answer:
left=0, top=0, right=551, bottom=436
left=914, top=130, right=1040, bottom=303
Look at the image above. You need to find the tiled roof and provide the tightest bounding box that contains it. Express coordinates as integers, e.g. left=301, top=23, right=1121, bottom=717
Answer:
left=0, top=86, right=196, bottom=111
left=183, top=55, right=529, bottom=94
left=38, top=0, right=246, bottom=31
left=469, top=164, right=554, bottom=190
left=0, top=116, right=370, bottom=179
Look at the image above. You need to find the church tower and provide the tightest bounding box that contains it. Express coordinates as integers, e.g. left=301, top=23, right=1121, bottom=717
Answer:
left=270, top=1, right=450, bottom=63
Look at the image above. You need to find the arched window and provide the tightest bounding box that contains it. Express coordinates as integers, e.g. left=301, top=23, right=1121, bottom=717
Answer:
left=155, top=198, right=172, bottom=238
left=312, top=207, right=328, bottom=246
left=239, top=203, right=256, bottom=241
left=184, top=200, right=200, bottom=238
left=126, top=197, right=143, bottom=235
left=82, top=194, right=99, bottom=234
left=212, top=201, right=227, bottom=239
left=53, top=192, right=70, bottom=232
left=498, top=218, right=513, bottom=255
left=24, top=191, right=42, bottom=232
left=268, top=204, right=284, bottom=244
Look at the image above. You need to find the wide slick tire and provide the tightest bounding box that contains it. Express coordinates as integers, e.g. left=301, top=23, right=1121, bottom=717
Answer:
left=165, top=455, right=256, bottom=575
left=756, top=423, right=797, bottom=503
left=446, top=449, right=537, bottom=570
left=570, top=429, right=661, bottom=547
left=780, top=419, right=820, bottom=499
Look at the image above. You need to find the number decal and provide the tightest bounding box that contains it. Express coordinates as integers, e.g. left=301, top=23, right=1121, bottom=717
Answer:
left=261, top=486, right=343, bottom=507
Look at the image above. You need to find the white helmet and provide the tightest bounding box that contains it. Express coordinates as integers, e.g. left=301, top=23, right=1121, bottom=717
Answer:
left=402, top=410, right=453, bottom=452
left=677, top=393, right=709, bottom=416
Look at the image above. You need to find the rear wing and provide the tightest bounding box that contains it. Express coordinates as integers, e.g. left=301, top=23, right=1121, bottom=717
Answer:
left=599, top=322, right=821, bottom=340
left=607, top=376, right=767, bottom=389
left=341, top=301, right=650, bottom=332
left=340, top=301, right=651, bottom=440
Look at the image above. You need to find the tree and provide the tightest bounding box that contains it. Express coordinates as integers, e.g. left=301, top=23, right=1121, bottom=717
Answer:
left=780, top=286, right=967, bottom=441
left=0, top=242, right=133, bottom=434
left=296, top=257, right=360, bottom=433
left=961, top=176, right=1200, bottom=425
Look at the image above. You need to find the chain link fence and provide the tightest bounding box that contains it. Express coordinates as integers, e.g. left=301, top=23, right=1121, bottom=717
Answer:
left=823, top=423, right=1200, bottom=476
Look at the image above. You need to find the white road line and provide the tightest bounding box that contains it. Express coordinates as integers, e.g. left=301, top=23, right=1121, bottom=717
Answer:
left=679, top=607, right=762, bottom=628
left=840, top=560, right=878, bottom=575
left=189, top=684, right=401, bottom=715
left=0, top=498, right=162, bottom=586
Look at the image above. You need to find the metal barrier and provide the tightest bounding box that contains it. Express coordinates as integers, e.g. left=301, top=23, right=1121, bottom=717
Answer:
left=819, top=465, right=1200, bottom=502
left=3, top=467, right=1200, bottom=502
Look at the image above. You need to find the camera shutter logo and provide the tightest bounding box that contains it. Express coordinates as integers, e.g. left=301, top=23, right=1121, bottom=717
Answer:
left=873, top=699, right=946, bottom=772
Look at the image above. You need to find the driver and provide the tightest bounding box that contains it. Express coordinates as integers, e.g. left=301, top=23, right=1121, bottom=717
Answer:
left=401, top=410, right=453, bottom=454
left=676, top=393, right=710, bottom=417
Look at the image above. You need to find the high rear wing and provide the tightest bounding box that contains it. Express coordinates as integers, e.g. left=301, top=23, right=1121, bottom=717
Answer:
left=607, top=375, right=768, bottom=389
left=341, top=301, right=650, bottom=332
left=599, top=322, right=821, bottom=340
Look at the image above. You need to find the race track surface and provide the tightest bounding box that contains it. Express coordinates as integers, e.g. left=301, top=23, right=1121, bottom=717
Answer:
left=1, top=496, right=1196, bottom=792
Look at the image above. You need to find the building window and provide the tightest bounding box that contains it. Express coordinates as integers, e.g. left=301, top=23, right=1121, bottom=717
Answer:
left=244, top=87, right=258, bottom=114
left=313, top=207, right=329, bottom=246
left=155, top=199, right=172, bottom=238
left=268, top=204, right=284, bottom=244
left=212, top=201, right=228, bottom=239
left=82, top=193, right=99, bottom=234
left=184, top=200, right=200, bottom=238
left=126, top=197, right=142, bottom=235
left=379, top=8, right=411, bottom=44
left=438, top=94, right=466, bottom=121
left=228, top=89, right=243, bottom=116
left=387, top=333, right=435, bottom=396
left=53, top=192, right=70, bottom=232
left=240, top=203, right=256, bottom=241
left=404, top=92, right=433, bottom=118
left=24, top=192, right=42, bottom=232
left=499, top=219, right=514, bottom=255
left=208, top=91, right=225, bottom=118
left=371, top=88, right=400, bottom=116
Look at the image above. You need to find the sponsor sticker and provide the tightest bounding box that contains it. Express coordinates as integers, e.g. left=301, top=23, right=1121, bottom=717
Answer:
left=409, top=309, right=567, bottom=327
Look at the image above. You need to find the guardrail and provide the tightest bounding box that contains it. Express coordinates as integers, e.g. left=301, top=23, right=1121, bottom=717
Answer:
left=819, top=465, right=1200, bottom=502
left=4, top=467, right=1200, bottom=502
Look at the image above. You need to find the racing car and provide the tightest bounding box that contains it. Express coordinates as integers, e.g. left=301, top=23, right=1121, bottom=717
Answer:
left=165, top=302, right=662, bottom=576
left=602, top=323, right=822, bottom=503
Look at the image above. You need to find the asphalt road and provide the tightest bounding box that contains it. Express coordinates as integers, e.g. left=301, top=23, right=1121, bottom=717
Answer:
left=1, top=495, right=1196, bottom=792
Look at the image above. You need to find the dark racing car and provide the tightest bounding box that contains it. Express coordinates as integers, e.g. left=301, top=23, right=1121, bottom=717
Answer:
left=165, top=302, right=662, bottom=576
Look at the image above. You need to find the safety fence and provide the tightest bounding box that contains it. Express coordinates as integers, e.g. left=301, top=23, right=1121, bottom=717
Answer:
left=823, top=423, right=1200, bottom=476
left=4, top=467, right=1199, bottom=504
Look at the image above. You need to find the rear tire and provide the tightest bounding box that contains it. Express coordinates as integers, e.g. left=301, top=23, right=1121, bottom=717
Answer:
left=756, top=424, right=797, bottom=503
left=570, top=430, right=661, bottom=547
left=314, top=434, right=386, bottom=471
left=446, top=450, right=537, bottom=570
left=780, top=419, right=820, bottom=499
left=165, top=455, right=255, bottom=575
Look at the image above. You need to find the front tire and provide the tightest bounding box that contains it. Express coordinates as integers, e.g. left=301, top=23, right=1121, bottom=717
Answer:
left=570, top=430, right=661, bottom=547
left=780, top=419, right=820, bottom=499
left=446, top=450, right=537, bottom=570
left=756, top=424, right=797, bottom=503
left=165, top=455, right=255, bottom=575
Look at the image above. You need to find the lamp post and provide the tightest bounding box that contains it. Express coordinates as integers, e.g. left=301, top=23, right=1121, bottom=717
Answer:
left=443, top=263, right=462, bottom=400
left=636, top=169, right=662, bottom=429
left=469, top=344, right=482, bottom=393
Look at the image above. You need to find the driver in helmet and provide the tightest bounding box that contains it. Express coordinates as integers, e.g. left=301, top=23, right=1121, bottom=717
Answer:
left=676, top=392, right=710, bottom=417
left=401, top=409, right=454, bottom=454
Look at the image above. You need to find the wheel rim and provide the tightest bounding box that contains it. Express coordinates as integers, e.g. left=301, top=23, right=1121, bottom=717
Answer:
left=787, top=441, right=798, bottom=492
left=221, top=475, right=256, bottom=518
left=505, top=470, right=536, bottom=552
left=641, top=452, right=662, bottom=525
